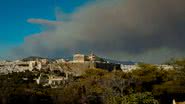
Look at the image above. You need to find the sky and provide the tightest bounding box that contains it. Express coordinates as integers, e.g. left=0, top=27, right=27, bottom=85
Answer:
left=0, top=0, right=93, bottom=59
left=1, top=0, right=185, bottom=63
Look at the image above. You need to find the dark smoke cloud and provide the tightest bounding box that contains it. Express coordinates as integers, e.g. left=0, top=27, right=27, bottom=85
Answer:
left=12, top=0, right=185, bottom=63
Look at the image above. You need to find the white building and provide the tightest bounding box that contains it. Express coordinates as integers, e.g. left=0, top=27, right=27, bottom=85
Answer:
left=121, top=64, right=138, bottom=72
left=121, top=64, right=174, bottom=72
left=56, top=59, right=67, bottom=63
left=157, top=65, right=173, bottom=70
left=72, top=54, right=89, bottom=63
left=0, top=59, right=47, bottom=74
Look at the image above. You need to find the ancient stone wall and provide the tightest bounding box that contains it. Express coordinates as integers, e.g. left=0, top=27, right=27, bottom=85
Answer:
left=60, top=62, right=95, bottom=76
left=60, top=61, right=121, bottom=76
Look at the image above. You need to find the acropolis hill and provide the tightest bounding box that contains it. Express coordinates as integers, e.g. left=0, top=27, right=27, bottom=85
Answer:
left=0, top=53, right=173, bottom=75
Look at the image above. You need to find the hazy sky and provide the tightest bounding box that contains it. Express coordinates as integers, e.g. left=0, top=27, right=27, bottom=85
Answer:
left=1, top=0, right=185, bottom=63
left=0, top=0, right=93, bottom=59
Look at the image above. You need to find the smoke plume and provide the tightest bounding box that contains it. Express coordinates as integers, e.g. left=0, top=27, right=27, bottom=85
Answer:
left=12, top=0, right=185, bottom=63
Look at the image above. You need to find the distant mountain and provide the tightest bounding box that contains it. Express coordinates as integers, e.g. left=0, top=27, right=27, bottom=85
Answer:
left=21, top=56, right=55, bottom=62
left=103, top=58, right=136, bottom=65
left=21, top=56, right=44, bottom=61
